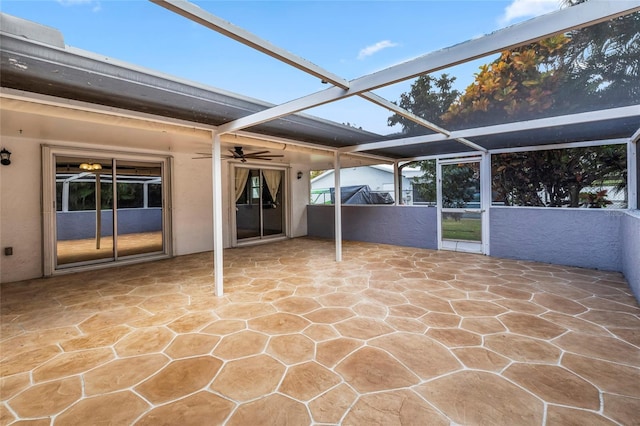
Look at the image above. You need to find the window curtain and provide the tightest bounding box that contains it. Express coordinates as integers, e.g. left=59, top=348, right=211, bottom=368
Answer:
left=262, top=170, right=282, bottom=204
left=234, top=168, right=250, bottom=202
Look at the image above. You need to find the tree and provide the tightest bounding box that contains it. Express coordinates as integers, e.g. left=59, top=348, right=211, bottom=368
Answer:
left=387, top=74, right=460, bottom=134
left=492, top=144, right=627, bottom=207
left=441, top=35, right=569, bottom=128
left=389, top=74, right=460, bottom=203
left=557, top=0, right=640, bottom=111
left=389, top=2, right=633, bottom=208
left=409, top=160, right=436, bottom=203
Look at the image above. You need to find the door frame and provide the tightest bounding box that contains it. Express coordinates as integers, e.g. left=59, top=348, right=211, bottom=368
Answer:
left=436, top=154, right=490, bottom=255
left=42, top=145, right=173, bottom=276
left=229, top=163, right=290, bottom=247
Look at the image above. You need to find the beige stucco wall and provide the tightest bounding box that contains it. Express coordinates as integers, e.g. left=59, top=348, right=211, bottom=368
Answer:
left=0, top=136, right=43, bottom=283
left=0, top=135, right=311, bottom=283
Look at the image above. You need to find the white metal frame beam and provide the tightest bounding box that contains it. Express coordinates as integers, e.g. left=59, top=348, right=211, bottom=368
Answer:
left=152, top=0, right=484, bottom=153
left=151, top=0, right=350, bottom=90
left=204, top=0, right=639, bottom=135
left=341, top=105, right=640, bottom=154
left=359, top=92, right=487, bottom=153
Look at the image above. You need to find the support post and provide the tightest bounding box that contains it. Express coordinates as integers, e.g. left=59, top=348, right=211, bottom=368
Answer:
left=628, top=139, right=638, bottom=210
left=212, top=132, right=224, bottom=296
left=480, top=152, right=492, bottom=255
left=334, top=151, right=342, bottom=262
left=95, top=171, right=101, bottom=250
left=394, top=161, right=400, bottom=205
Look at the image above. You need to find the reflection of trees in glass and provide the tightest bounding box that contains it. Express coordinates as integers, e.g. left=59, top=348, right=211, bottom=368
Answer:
left=148, top=184, right=162, bottom=207
left=117, top=183, right=142, bottom=208
left=492, top=144, right=626, bottom=207
left=56, top=182, right=63, bottom=212
left=65, top=182, right=113, bottom=211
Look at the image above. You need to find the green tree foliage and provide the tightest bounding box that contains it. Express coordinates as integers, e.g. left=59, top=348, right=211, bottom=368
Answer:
left=409, top=160, right=436, bottom=203
left=492, top=145, right=626, bottom=207
left=389, top=1, right=633, bottom=208
left=442, top=163, right=479, bottom=208
left=388, top=74, right=460, bottom=134
left=389, top=75, right=460, bottom=203
left=442, top=35, right=569, bottom=128
left=558, top=1, right=640, bottom=111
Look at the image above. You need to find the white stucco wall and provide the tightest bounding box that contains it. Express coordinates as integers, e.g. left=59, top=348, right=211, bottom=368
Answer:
left=0, top=136, right=312, bottom=283
left=170, top=152, right=216, bottom=256
left=0, top=136, right=43, bottom=283
left=290, top=164, right=310, bottom=238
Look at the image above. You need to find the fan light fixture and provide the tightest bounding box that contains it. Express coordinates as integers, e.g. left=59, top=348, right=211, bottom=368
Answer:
left=79, top=162, right=102, bottom=171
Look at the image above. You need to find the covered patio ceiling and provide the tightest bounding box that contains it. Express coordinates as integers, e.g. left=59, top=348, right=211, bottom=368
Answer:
left=1, top=1, right=639, bottom=163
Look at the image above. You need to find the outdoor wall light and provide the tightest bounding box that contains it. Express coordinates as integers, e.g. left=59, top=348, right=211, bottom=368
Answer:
left=297, top=171, right=303, bottom=180
left=79, top=162, right=102, bottom=171
left=0, top=148, right=11, bottom=166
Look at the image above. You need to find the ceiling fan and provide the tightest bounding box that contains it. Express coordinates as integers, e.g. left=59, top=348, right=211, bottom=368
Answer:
left=193, top=146, right=284, bottom=163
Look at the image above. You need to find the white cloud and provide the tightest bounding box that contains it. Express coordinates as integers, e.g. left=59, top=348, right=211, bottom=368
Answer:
left=57, top=0, right=101, bottom=11
left=500, top=0, right=561, bottom=25
left=357, top=40, right=399, bottom=60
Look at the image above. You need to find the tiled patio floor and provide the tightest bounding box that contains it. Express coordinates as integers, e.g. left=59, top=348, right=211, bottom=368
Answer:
left=1, top=238, right=639, bottom=425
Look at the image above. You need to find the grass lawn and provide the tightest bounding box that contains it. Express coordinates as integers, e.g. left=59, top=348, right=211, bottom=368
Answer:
left=442, top=217, right=481, bottom=241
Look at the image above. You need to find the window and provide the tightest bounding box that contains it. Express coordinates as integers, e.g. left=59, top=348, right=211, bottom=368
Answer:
left=491, top=144, right=627, bottom=208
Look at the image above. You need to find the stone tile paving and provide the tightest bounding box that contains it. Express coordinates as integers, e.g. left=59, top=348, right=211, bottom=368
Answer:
left=1, top=237, right=639, bottom=425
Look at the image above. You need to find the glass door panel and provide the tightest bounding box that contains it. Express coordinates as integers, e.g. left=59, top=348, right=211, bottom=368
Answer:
left=262, top=169, right=284, bottom=236
left=235, top=167, right=285, bottom=242
left=439, top=160, right=483, bottom=253
left=115, top=160, right=164, bottom=258
left=236, top=169, right=261, bottom=240
left=55, top=156, right=114, bottom=266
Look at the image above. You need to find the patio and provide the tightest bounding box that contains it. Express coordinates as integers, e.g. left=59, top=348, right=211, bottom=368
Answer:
left=1, top=238, right=639, bottom=425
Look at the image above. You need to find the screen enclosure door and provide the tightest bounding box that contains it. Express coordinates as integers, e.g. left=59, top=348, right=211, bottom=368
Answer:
left=45, top=148, right=171, bottom=274
left=437, top=158, right=484, bottom=254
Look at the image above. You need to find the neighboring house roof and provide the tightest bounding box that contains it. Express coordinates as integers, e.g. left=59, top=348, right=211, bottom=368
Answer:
left=310, top=165, right=421, bottom=185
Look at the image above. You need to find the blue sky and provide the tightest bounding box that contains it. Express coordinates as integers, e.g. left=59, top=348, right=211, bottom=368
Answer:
left=1, top=0, right=562, bottom=134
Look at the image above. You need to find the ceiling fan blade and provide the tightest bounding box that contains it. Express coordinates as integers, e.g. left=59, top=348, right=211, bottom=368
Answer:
left=245, top=150, right=270, bottom=156
left=250, top=154, right=285, bottom=158
left=192, top=156, right=212, bottom=159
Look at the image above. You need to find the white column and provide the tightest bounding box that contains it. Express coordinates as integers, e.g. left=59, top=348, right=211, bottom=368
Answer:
left=628, top=139, right=638, bottom=210
left=480, top=152, right=492, bottom=255
left=143, top=182, right=149, bottom=209
left=334, top=151, right=342, bottom=262
left=212, top=132, right=224, bottom=296
left=62, top=181, right=70, bottom=212
left=394, top=161, right=400, bottom=205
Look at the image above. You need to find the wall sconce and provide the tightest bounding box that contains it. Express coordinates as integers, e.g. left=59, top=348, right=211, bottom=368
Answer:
left=297, top=171, right=303, bottom=180
left=0, top=148, right=11, bottom=166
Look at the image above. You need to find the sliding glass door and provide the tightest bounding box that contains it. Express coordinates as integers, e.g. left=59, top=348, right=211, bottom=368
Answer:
left=49, top=150, right=170, bottom=271
left=234, top=167, right=285, bottom=243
